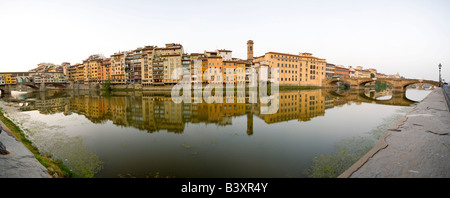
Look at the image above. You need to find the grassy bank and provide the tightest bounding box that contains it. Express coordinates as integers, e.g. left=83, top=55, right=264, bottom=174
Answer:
left=0, top=108, right=76, bottom=178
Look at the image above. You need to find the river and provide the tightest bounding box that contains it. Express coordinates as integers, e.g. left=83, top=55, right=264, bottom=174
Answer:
left=0, top=88, right=432, bottom=178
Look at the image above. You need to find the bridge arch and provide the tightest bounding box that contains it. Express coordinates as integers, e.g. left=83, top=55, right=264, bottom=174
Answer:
left=325, top=78, right=353, bottom=88
left=401, top=80, right=439, bottom=90
left=357, top=78, right=394, bottom=87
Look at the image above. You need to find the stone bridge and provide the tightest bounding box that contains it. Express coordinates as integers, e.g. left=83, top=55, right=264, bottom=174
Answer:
left=0, top=72, right=69, bottom=94
left=323, top=77, right=439, bottom=93
left=323, top=89, right=418, bottom=106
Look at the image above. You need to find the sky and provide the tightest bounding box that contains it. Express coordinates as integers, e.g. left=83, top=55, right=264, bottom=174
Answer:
left=0, top=0, right=449, bottom=81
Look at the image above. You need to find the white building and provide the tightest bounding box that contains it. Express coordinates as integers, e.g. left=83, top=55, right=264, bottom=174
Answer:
left=217, top=49, right=232, bottom=61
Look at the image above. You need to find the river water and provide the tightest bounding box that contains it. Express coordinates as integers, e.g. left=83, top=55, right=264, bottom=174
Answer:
left=0, top=88, right=431, bottom=178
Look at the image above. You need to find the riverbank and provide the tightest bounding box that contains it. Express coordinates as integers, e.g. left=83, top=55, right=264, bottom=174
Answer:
left=0, top=108, right=74, bottom=178
left=339, top=87, right=450, bottom=178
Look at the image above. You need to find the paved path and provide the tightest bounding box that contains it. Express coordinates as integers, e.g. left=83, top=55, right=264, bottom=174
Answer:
left=0, top=120, right=50, bottom=178
left=340, top=88, right=450, bottom=178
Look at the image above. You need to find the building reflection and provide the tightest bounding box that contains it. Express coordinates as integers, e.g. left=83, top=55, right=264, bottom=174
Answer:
left=3, top=88, right=418, bottom=135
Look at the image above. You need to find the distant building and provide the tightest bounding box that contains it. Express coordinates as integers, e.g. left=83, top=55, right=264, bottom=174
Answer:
left=348, top=66, right=356, bottom=78
left=334, top=66, right=350, bottom=78
left=84, top=54, right=105, bottom=83
left=101, top=58, right=111, bottom=83
left=247, top=40, right=254, bottom=61
left=325, top=63, right=335, bottom=79
left=62, top=62, right=71, bottom=76
left=141, top=46, right=156, bottom=86
left=125, top=49, right=142, bottom=84
left=377, top=73, right=388, bottom=78
left=356, top=69, right=371, bottom=78
left=68, top=63, right=86, bottom=84
left=111, top=52, right=126, bottom=84
left=152, top=43, right=184, bottom=85
left=259, top=51, right=327, bottom=86
left=217, top=49, right=232, bottom=61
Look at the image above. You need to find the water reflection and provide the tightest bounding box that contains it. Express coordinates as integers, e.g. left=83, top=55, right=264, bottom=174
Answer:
left=0, top=88, right=430, bottom=178
left=1, top=88, right=424, bottom=135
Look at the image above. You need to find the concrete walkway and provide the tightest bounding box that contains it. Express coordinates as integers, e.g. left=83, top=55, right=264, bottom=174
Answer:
left=0, top=120, right=50, bottom=178
left=340, top=88, right=450, bottom=178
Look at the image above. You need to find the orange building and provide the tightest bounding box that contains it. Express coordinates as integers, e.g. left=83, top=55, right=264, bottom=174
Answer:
left=222, top=60, right=246, bottom=85
left=205, top=56, right=223, bottom=84
left=100, top=58, right=111, bottom=82
left=334, top=66, right=350, bottom=78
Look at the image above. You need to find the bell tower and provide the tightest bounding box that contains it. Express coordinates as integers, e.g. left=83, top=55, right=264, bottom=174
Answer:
left=247, top=40, right=254, bottom=61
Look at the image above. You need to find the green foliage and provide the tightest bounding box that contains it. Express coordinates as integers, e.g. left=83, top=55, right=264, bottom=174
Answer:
left=0, top=109, right=76, bottom=178
left=306, top=137, right=374, bottom=178
left=102, top=78, right=112, bottom=91
left=374, top=81, right=392, bottom=92
left=305, top=107, right=411, bottom=178
left=338, top=82, right=350, bottom=90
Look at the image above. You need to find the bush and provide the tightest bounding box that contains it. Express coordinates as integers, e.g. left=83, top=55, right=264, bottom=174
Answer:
left=102, top=78, right=112, bottom=91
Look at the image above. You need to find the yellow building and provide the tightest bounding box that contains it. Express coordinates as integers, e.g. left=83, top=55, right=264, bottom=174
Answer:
left=4, top=74, right=12, bottom=84
left=355, top=67, right=372, bottom=78
left=111, top=52, right=126, bottom=84
left=260, top=52, right=326, bottom=86
left=236, top=61, right=246, bottom=86
left=141, top=46, right=156, bottom=86
left=152, top=43, right=184, bottom=85
left=82, top=54, right=105, bottom=84
left=257, top=90, right=325, bottom=124
left=76, top=64, right=85, bottom=83
left=222, top=60, right=246, bottom=86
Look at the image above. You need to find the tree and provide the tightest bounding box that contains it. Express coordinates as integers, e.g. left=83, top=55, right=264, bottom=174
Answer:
left=102, top=78, right=112, bottom=91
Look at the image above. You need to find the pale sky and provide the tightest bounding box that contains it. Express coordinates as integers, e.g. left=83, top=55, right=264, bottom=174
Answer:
left=0, top=0, right=449, bottom=81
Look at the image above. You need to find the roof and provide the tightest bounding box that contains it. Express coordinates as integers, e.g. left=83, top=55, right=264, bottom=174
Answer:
left=266, top=51, right=325, bottom=60
left=335, top=66, right=350, bottom=70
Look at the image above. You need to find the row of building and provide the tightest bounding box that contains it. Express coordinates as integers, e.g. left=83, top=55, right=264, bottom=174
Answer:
left=2, top=40, right=401, bottom=87
left=51, top=41, right=329, bottom=87
left=325, top=64, right=401, bottom=79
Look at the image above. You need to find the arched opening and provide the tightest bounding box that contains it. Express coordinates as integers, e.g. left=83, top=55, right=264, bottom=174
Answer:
left=328, top=79, right=351, bottom=91
left=359, top=80, right=394, bottom=101
left=404, top=83, right=434, bottom=102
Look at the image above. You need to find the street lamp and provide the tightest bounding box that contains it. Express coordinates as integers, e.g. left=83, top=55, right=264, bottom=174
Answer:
left=439, top=63, right=442, bottom=87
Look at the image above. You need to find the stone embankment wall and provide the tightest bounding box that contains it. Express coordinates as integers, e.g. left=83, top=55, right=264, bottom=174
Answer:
left=340, top=88, right=450, bottom=178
